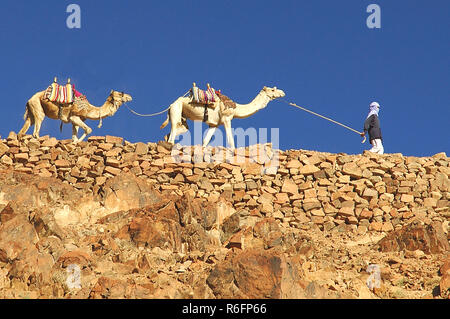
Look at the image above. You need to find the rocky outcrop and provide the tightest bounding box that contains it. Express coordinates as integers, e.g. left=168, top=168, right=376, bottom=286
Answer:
left=377, top=220, right=449, bottom=254
left=440, top=256, right=450, bottom=298
left=0, top=132, right=448, bottom=299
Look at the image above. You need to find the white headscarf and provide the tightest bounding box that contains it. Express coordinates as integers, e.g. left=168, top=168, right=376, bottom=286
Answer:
left=367, top=102, right=380, bottom=119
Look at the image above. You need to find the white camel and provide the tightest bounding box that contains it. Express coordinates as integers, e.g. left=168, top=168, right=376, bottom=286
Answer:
left=160, top=86, right=285, bottom=149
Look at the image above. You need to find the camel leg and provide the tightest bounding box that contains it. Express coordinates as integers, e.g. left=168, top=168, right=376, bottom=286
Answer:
left=223, top=120, right=235, bottom=149
left=203, top=126, right=217, bottom=147
left=23, top=99, right=45, bottom=139
left=69, top=116, right=92, bottom=143
left=166, top=123, right=189, bottom=144
left=167, top=122, right=181, bottom=144
left=72, top=124, right=80, bottom=143
left=167, top=102, right=184, bottom=145
left=18, top=108, right=33, bottom=138
left=32, top=116, right=45, bottom=139
left=18, top=118, right=32, bottom=137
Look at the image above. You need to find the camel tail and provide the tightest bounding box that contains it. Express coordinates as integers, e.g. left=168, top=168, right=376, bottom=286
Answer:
left=23, top=104, right=29, bottom=121
left=160, top=115, right=169, bottom=130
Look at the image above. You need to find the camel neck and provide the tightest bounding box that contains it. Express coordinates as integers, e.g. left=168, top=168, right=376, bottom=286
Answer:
left=233, top=91, right=270, bottom=119
left=85, top=97, right=119, bottom=119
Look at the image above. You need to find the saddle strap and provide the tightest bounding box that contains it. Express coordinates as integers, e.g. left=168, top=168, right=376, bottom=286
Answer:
left=203, top=105, right=208, bottom=122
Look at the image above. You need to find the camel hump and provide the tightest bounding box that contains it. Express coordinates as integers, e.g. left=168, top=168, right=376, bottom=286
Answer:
left=216, top=91, right=237, bottom=109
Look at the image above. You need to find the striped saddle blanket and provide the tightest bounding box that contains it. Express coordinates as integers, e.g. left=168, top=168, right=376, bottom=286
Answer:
left=44, top=83, right=75, bottom=104
left=191, top=86, right=218, bottom=105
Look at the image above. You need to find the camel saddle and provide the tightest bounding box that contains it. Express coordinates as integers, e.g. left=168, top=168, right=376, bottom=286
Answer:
left=44, top=82, right=74, bottom=104
left=44, top=81, right=87, bottom=121
left=190, top=86, right=218, bottom=107
left=189, top=84, right=237, bottom=122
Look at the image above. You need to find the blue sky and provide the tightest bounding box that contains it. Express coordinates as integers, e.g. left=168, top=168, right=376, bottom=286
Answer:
left=0, top=0, right=448, bottom=156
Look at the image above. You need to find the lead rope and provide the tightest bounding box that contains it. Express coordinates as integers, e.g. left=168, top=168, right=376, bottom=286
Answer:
left=98, top=109, right=102, bottom=128
left=125, top=90, right=191, bottom=117
left=281, top=98, right=366, bottom=143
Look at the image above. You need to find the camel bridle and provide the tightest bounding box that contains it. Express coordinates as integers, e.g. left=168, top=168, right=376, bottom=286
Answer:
left=97, top=91, right=127, bottom=129
left=109, top=91, right=126, bottom=107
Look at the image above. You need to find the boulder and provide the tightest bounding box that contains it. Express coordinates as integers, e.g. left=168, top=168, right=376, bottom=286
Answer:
left=206, top=248, right=306, bottom=298
left=377, top=221, right=449, bottom=254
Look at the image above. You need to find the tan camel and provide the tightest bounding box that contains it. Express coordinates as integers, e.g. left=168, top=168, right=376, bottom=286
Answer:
left=160, top=86, right=285, bottom=149
left=18, top=90, right=132, bottom=143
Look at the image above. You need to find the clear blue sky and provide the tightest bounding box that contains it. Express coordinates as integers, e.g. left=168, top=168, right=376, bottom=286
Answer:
left=0, top=0, right=448, bottom=156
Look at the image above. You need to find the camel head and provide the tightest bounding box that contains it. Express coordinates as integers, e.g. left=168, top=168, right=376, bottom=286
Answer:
left=262, top=86, right=285, bottom=100
left=109, top=90, right=133, bottom=105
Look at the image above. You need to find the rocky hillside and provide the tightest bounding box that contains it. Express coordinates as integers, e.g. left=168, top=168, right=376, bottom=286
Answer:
left=0, top=132, right=448, bottom=299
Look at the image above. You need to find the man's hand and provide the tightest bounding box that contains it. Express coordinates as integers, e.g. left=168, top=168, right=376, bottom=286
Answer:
left=360, top=132, right=366, bottom=137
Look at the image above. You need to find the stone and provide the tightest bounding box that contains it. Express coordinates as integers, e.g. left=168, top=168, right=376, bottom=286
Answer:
left=346, top=216, right=358, bottom=225
left=440, top=256, right=450, bottom=298
left=302, top=198, right=321, bottom=211
left=311, top=216, right=324, bottom=225
left=432, top=152, right=447, bottom=159
left=310, top=208, right=325, bottom=217
left=89, top=277, right=129, bottom=299
left=260, top=202, right=274, bottom=215
left=0, top=142, right=9, bottom=157
left=98, top=143, right=114, bottom=151
left=275, top=193, right=290, bottom=203
left=242, top=163, right=261, bottom=175
left=299, top=164, right=320, bottom=175
left=135, top=142, right=149, bottom=155
left=342, top=162, right=363, bottom=178
left=104, top=166, right=122, bottom=176
left=286, top=159, right=302, bottom=169
left=106, top=158, right=120, bottom=168
left=338, top=206, right=354, bottom=217
left=400, top=194, right=414, bottom=203
left=14, top=153, right=29, bottom=162
left=359, top=209, right=373, bottom=219
left=128, top=216, right=182, bottom=250
left=103, top=172, right=162, bottom=212
left=54, top=159, right=71, bottom=168
left=87, top=136, right=106, bottom=142
left=41, top=137, right=59, bottom=148
left=363, top=188, right=378, bottom=197
left=199, top=179, right=214, bottom=192
left=281, top=179, right=298, bottom=195
left=423, top=198, right=437, bottom=207
left=57, top=250, right=92, bottom=268
left=105, top=135, right=124, bottom=145
left=206, top=248, right=306, bottom=298
left=304, top=188, right=317, bottom=199
left=381, top=222, right=394, bottom=232
left=377, top=221, right=449, bottom=254
left=369, top=221, right=383, bottom=232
